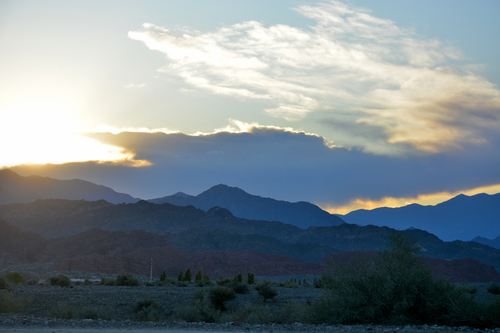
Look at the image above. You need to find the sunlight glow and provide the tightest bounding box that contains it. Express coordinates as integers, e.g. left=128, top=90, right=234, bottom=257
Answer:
left=322, top=183, right=500, bottom=215
left=0, top=96, right=141, bottom=168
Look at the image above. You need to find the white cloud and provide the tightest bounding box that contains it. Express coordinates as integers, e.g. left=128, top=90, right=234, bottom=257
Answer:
left=125, top=83, right=146, bottom=89
left=129, top=0, right=500, bottom=153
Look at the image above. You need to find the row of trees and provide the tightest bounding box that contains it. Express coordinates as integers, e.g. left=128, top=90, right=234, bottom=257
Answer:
left=175, top=269, right=255, bottom=285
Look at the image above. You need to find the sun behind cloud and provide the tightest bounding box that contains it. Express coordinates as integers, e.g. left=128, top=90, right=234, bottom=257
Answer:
left=0, top=95, right=139, bottom=168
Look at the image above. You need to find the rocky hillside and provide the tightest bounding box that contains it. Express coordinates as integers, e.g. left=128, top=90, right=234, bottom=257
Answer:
left=0, top=219, right=46, bottom=265
left=0, top=199, right=499, bottom=272
left=0, top=169, right=139, bottom=205
left=149, top=184, right=345, bottom=228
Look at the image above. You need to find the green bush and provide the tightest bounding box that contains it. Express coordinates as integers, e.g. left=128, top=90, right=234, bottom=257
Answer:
left=114, top=274, right=141, bottom=286
left=171, top=286, right=235, bottom=323
left=256, top=281, right=278, bottom=302
left=487, top=283, right=500, bottom=295
left=0, top=292, right=25, bottom=313
left=159, top=271, right=167, bottom=282
left=233, top=283, right=250, bottom=294
left=134, top=298, right=164, bottom=322
left=205, top=286, right=237, bottom=311
left=308, top=232, right=500, bottom=328
left=49, top=274, right=71, bottom=287
left=2, top=272, right=26, bottom=285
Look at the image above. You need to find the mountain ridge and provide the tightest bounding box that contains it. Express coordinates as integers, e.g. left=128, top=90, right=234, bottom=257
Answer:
left=0, top=169, right=140, bottom=205
left=149, top=184, right=345, bottom=229
left=340, top=192, right=500, bottom=241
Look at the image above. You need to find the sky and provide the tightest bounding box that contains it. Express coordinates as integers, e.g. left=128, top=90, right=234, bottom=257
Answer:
left=1, top=0, right=499, bottom=214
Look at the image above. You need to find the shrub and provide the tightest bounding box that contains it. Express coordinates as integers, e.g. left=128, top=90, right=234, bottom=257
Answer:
left=134, top=298, right=164, bottom=322
left=247, top=273, right=255, bottom=285
left=175, top=281, right=188, bottom=287
left=171, top=286, right=236, bottom=323
left=159, top=271, right=167, bottom=282
left=3, top=272, right=25, bottom=285
left=309, top=232, right=500, bottom=328
left=234, top=303, right=275, bottom=324
left=206, top=286, right=237, bottom=311
left=487, top=283, right=500, bottom=295
left=114, top=274, right=141, bottom=286
left=233, top=283, right=250, bottom=294
left=0, top=277, right=11, bottom=291
left=51, top=303, right=110, bottom=320
left=192, top=286, right=237, bottom=311
left=0, top=292, right=25, bottom=313
left=27, top=279, right=39, bottom=286
left=171, top=300, right=221, bottom=323
left=49, top=274, right=71, bottom=287
left=256, top=281, right=278, bottom=302
left=178, top=271, right=183, bottom=282
left=282, top=280, right=299, bottom=288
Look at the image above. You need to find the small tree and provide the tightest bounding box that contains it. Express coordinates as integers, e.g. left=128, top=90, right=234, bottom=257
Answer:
left=160, top=271, right=167, bottom=282
left=236, top=273, right=243, bottom=283
left=247, top=273, right=255, bottom=284
left=203, top=275, right=210, bottom=283
left=184, top=268, right=192, bottom=282
left=195, top=270, right=203, bottom=282
left=178, top=271, right=183, bottom=282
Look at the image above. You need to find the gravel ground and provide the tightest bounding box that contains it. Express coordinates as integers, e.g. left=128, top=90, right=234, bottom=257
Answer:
left=1, top=282, right=500, bottom=332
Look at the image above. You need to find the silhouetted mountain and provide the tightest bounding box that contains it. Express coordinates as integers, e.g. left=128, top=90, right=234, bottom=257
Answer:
left=340, top=193, right=500, bottom=241
left=149, top=184, right=345, bottom=228
left=473, top=235, right=500, bottom=250
left=0, top=169, right=139, bottom=206
left=0, top=199, right=499, bottom=272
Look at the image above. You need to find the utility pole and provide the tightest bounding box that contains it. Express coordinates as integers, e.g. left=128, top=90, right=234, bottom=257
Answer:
left=150, top=257, right=153, bottom=283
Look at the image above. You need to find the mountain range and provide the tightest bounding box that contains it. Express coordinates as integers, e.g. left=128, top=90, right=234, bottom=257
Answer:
left=0, top=198, right=499, bottom=273
left=0, top=169, right=139, bottom=205
left=1, top=169, right=500, bottom=282
left=473, top=235, right=500, bottom=250
left=340, top=193, right=500, bottom=242
left=149, top=184, right=345, bottom=228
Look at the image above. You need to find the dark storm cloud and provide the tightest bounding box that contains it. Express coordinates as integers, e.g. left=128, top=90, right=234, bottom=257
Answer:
left=12, top=128, right=500, bottom=207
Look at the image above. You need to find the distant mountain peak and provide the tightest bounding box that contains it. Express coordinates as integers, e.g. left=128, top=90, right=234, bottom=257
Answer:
left=172, top=191, right=192, bottom=198
left=149, top=183, right=345, bottom=228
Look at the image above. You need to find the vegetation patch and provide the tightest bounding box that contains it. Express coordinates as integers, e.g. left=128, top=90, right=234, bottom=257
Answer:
left=134, top=298, right=164, bottom=322
left=49, top=274, right=71, bottom=288
left=308, top=233, right=500, bottom=329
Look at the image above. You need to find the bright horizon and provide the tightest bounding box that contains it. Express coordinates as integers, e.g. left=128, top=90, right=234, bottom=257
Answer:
left=1, top=0, right=499, bottom=213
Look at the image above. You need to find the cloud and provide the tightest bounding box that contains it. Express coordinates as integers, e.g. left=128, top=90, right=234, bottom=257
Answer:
left=129, top=1, right=500, bottom=153
left=12, top=126, right=500, bottom=208
left=125, top=83, right=146, bottom=89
